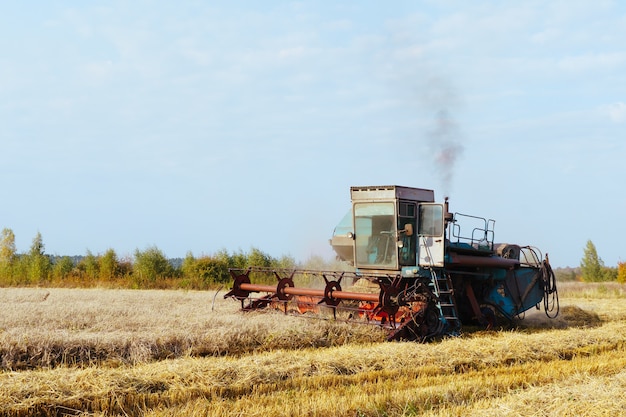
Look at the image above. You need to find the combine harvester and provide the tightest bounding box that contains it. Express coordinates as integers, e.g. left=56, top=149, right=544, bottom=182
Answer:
left=226, top=185, right=559, bottom=341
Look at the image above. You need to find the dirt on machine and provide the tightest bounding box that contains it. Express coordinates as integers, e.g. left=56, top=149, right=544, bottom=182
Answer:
left=225, top=185, right=559, bottom=341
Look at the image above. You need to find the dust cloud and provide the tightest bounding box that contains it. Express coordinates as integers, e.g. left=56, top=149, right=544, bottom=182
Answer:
left=516, top=305, right=602, bottom=329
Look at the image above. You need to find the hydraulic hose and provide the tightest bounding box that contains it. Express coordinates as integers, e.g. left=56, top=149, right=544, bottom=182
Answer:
left=540, top=255, right=559, bottom=318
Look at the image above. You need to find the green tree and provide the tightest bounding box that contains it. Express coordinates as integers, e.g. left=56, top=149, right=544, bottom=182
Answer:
left=603, top=266, right=618, bottom=281
left=230, top=249, right=248, bottom=269
left=0, top=228, right=17, bottom=264
left=79, top=250, right=100, bottom=282
left=181, top=250, right=235, bottom=288
left=180, top=252, right=199, bottom=288
left=13, top=255, right=29, bottom=284
left=194, top=255, right=230, bottom=287
left=245, top=247, right=280, bottom=284
left=99, top=249, right=119, bottom=281
left=580, top=240, right=607, bottom=282
left=214, top=248, right=231, bottom=265
left=275, top=254, right=297, bottom=269
left=53, top=256, right=75, bottom=281
left=133, top=246, right=172, bottom=285
left=181, top=252, right=197, bottom=276
left=0, top=228, right=17, bottom=281
left=27, top=232, right=51, bottom=283
left=247, top=247, right=273, bottom=268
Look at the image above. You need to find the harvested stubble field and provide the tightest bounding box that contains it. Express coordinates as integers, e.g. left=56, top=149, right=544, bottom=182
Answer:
left=1, top=282, right=625, bottom=416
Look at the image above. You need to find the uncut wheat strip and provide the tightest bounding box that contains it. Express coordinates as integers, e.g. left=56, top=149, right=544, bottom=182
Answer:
left=0, top=327, right=202, bottom=369
left=1, top=291, right=387, bottom=369
left=0, top=288, right=325, bottom=365
left=0, top=286, right=371, bottom=332
left=0, top=287, right=620, bottom=347
left=0, top=286, right=624, bottom=372
left=4, top=287, right=618, bottom=336
left=2, top=321, right=626, bottom=414
left=0, top=287, right=229, bottom=333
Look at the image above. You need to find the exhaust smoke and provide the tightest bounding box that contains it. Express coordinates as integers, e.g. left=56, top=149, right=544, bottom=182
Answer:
left=421, top=77, right=464, bottom=196
left=429, top=109, right=463, bottom=196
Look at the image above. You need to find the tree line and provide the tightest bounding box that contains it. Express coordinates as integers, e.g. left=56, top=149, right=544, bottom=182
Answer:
left=0, top=228, right=309, bottom=289
left=576, top=239, right=626, bottom=283
left=1, top=229, right=625, bottom=288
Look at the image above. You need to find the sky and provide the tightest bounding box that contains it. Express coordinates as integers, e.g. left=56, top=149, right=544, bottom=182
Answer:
left=1, top=1, right=625, bottom=268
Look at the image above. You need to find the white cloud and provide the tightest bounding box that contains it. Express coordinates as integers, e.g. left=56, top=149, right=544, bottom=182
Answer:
left=81, top=60, right=114, bottom=81
left=178, top=39, right=212, bottom=66
left=326, top=18, right=353, bottom=31
left=531, top=28, right=561, bottom=44
left=558, top=52, right=626, bottom=73
left=607, top=102, right=626, bottom=123
left=278, top=46, right=307, bottom=59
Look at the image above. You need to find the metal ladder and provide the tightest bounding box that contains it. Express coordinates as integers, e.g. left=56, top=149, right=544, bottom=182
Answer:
left=419, top=235, right=461, bottom=335
left=429, top=269, right=461, bottom=334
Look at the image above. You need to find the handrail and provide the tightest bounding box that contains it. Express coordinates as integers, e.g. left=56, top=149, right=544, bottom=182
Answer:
left=449, top=212, right=495, bottom=250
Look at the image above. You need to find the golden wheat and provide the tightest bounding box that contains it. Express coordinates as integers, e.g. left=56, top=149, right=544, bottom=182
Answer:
left=3, top=323, right=626, bottom=416
left=0, top=285, right=625, bottom=416
left=0, top=287, right=386, bottom=369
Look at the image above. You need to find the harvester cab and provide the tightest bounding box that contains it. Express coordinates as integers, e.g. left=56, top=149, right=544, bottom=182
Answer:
left=226, top=185, right=559, bottom=341
left=331, top=185, right=447, bottom=272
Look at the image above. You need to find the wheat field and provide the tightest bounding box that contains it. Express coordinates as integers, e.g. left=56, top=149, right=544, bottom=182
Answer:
left=0, top=282, right=625, bottom=416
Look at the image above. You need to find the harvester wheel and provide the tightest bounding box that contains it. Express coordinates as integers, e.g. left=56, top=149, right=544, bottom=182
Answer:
left=479, top=305, right=496, bottom=330
left=424, top=304, right=443, bottom=337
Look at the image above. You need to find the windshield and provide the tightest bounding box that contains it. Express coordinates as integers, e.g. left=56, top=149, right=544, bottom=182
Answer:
left=332, top=210, right=352, bottom=237
left=354, top=202, right=397, bottom=269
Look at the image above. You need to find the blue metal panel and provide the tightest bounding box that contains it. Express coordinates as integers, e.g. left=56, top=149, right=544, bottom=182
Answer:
left=484, top=267, right=543, bottom=319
